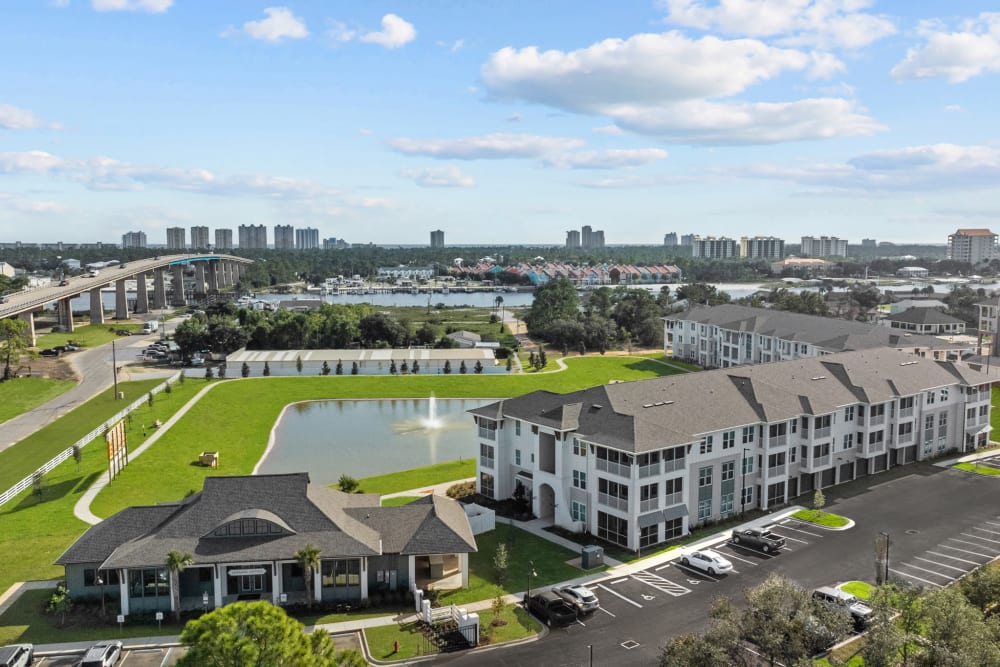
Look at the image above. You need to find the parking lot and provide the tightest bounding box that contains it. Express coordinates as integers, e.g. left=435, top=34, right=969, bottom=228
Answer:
left=35, top=646, right=186, bottom=666
left=890, top=516, right=1000, bottom=589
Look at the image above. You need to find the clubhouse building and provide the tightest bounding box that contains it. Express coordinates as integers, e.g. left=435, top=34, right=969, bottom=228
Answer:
left=56, top=473, right=477, bottom=615
left=470, top=349, right=993, bottom=552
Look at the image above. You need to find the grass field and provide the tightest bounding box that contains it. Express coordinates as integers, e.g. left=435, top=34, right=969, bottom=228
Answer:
left=954, top=462, right=1000, bottom=476
left=0, top=378, right=74, bottom=426
left=380, top=496, right=422, bottom=507
left=841, top=581, right=875, bottom=599
left=0, top=379, right=203, bottom=595
left=791, top=509, right=850, bottom=527
left=89, top=356, right=680, bottom=517
left=0, top=378, right=165, bottom=491
left=34, top=323, right=143, bottom=350
left=349, top=460, right=475, bottom=495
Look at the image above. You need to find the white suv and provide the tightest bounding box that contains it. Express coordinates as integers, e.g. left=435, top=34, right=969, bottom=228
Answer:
left=0, top=643, right=33, bottom=667
left=79, top=640, right=122, bottom=667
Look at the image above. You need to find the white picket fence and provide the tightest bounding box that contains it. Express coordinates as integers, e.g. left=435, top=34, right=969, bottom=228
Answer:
left=0, top=373, right=181, bottom=508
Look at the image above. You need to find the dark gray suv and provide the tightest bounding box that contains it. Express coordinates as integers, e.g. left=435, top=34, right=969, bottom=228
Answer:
left=0, top=643, right=33, bottom=667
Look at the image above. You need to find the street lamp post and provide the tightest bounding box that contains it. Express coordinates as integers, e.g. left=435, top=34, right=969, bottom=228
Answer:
left=527, top=560, right=537, bottom=600
left=740, top=447, right=750, bottom=515
left=111, top=340, right=119, bottom=399
left=96, top=574, right=105, bottom=617
left=880, top=531, right=890, bottom=584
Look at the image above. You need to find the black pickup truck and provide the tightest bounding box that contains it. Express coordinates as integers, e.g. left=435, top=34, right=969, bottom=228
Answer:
left=731, top=527, right=786, bottom=553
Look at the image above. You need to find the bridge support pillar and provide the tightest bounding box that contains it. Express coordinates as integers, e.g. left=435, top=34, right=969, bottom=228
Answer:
left=225, top=262, right=235, bottom=287
left=207, top=262, right=219, bottom=291
left=194, top=262, right=206, bottom=295
left=18, top=311, right=36, bottom=347
left=58, top=297, right=75, bottom=333
left=134, top=272, right=149, bottom=314
left=171, top=265, right=187, bottom=306
left=115, top=279, right=130, bottom=320
left=153, top=269, right=167, bottom=310
left=89, top=288, right=105, bottom=325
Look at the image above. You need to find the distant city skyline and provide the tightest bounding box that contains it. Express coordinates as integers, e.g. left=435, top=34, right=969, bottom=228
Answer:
left=1, top=2, right=999, bottom=244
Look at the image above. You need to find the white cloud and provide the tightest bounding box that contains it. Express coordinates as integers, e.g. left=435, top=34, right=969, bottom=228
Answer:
left=239, top=7, right=309, bottom=43
left=388, top=133, right=585, bottom=160
left=592, top=125, right=626, bottom=135
left=11, top=200, right=69, bottom=214
left=358, top=129, right=374, bottom=135
left=91, top=0, right=172, bottom=12
left=731, top=143, right=1000, bottom=190
left=660, top=0, right=896, bottom=49
left=945, top=104, right=963, bottom=112
left=576, top=174, right=700, bottom=188
left=891, top=12, right=1000, bottom=83
left=481, top=31, right=880, bottom=144
left=0, top=150, right=70, bottom=172
left=327, top=20, right=356, bottom=44
left=399, top=166, right=475, bottom=188
left=438, top=38, right=464, bottom=53
left=807, top=51, right=846, bottom=79
left=360, top=14, right=416, bottom=49
left=542, top=148, right=668, bottom=169
left=0, top=104, right=61, bottom=131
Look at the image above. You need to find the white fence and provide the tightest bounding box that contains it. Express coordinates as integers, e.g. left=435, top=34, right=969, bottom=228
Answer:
left=420, top=600, right=479, bottom=646
left=0, top=373, right=181, bottom=509
left=463, top=503, right=496, bottom=535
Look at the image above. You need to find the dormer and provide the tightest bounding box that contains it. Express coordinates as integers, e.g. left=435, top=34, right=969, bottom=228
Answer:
left=205, top=509, right=295, bottom=538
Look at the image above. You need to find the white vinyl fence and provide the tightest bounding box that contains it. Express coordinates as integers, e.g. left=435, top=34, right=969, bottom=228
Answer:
left=0, top=373, right=181, bottom=508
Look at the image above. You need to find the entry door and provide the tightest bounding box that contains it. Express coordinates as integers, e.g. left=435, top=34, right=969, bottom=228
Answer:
left=240, top=574, right=264, bottom=592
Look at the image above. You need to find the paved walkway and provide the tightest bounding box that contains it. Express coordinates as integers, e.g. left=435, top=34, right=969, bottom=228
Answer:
left=73, top=381, right=224, bottom=525
left=380, top=478, right=476, bottom=500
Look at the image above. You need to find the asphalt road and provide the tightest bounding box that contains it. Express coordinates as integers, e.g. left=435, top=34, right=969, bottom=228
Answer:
left=435, top=463, right=1000, bottom=667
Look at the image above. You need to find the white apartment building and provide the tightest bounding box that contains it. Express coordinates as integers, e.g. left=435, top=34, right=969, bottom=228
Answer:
left=190, top=226, right=210, bottom=249
left=470, top=349, right=993, bottom=551
left=740, top=236, right=785, bottom=260
left=948, top=228, right=998, bottom=265
left=800, top=236, right=848, bottom=258
left=665, top=304, right=966, bottom=369
left=376, top=265, right=435, bottom=280
left=691, top=236, right=739, bottom=259
left=121, top=231, right=147, bottom=249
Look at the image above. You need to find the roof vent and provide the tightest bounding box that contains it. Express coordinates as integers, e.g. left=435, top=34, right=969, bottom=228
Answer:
left=900, top=361, right=918, bottom=366
left=811, top=376, right=826, bottom=381
left=591, top=404, right=603, bottom=410
left=643, top=404, right=653, bottom=409
left=654, top=401, right=665, bottom=406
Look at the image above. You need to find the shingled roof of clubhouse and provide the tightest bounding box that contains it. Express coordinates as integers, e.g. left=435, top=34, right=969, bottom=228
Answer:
left=668, top=304, right=958, bottom=352
left=884, top=308, right=967, bottom=326
left=469, top=348, right=990, bottom=454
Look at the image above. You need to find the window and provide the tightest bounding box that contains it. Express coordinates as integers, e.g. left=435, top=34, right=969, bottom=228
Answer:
left=790, top=418, right=798, bottom=434
left=742, top=455, right=754, bottom=475
left=720, top=492, right=734, bottom=515
left=573, top=470, right=587, bottom=490
left=640, top=524, right=658, bottom=548
left=573, top=438, right=586, bottom=457
left=899, top=396, right=914, bottom=411
left=741, top=486, right=753, bottom=507
left=742, top=426, right=755, bottom=444
left=321, top=559, right=361, bottom=588
left=813, top=443, right=831, bottom=458
left=940, top=388, right=949, bottom=402
left=597, top=511, right=629, bottom=547
left=790, top=446, right=798, bottom=463
left=515, top=450, right=521, bottom=466
left=130, top=568, right=168, bottom=599
left=723, top=431, right=736, bottom=450
left=84, top=569, right=120, bottom=587
left=981, top=405, right=989, bottom=418
left=640, top=483, right=658, bottom=512
left=479, top=443, right=495, bottom=469
left=698, top=466, right=713, bottom=487
left=478, top=419, right=497, bottom=440
left=515, top=421, right=521, bottom=436
left=479, top=472, right=495, bottom=498
left=721, top=461, right=735, bottom=482
left=926, top=391, right=936, bottom=405
left=868, top=431, right=884, bottom=445
left=938, top=413, right=948, bottom=438
left=664, top=517, right=683, bottom=539
left=842, top=433, right=854, bottom=450
left=697, top=498, right=713, bottom=522
left=898, top=422, right=913, bottom=439
left=768, top=423, right=788, bottom=438
left=699, top=436, right=714, bottom=455
left=571, top=501, right=586, bottom=522
left=531, top=453, right=535, bottom=463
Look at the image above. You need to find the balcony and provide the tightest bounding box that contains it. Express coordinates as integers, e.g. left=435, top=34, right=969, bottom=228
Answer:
left=663, top=458, right=685, bottom=473
left=767, top=463, right=786, bottom=477
left=664, top=491, right=683, bottom=507
left=478, top=426, right=497, bottom=441
left=769, top=435, right=787, bottom=448
left=868, top=415, right=886, bottom=427
left=809, top=454, right=831, bottom=469
left=813, top=427, right=831, bottom=440
left=597, top=459, right=631, bottom=478
left=866, top=442, right=885, bottom=455
left=479, top=456, right=494, bottom=469
left=640, top=498, right=659, bottom=513
left=638, top=462, right=660, bottom=478
left=899, top=407, right=914, bottom=419
left=598, top=492, right=628, bottom=512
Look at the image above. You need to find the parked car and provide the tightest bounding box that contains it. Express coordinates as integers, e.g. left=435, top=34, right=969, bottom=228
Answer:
left=813, top=586, right=873, bottom=629
left=39, top=348, right=61, bottom=357
left=58, top=279, right=70, bottom=286
left=524, top=591, right=579, bottom=627
left=732, top=527, right=786, bottom=553
left=679, top=549, right=734, bottom=575
left=79, top=640, right=122, bottom=667
left=0, top=643, right=33, bottom=667
left=115, top=329, right=131, bottom=336
left=119, top=263, right=127, bottom=269
left=553, top=585, right=599, bottom=614
left=57, top=344, right=80, bottom=353
left=0, top=295, right=9, bottom=304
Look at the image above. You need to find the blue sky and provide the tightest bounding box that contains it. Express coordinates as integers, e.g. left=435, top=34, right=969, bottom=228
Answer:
left=2, top=1, right=999, bottom=246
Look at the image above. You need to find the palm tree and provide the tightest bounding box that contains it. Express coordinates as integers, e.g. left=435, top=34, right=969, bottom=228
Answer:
left=295, top=544, right=321, bottom=608
left=166, top=550, right=194, bottom=622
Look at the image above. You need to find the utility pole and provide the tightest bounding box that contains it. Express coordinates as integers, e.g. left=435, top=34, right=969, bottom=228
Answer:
left=111, top=339, right=119, bottom=399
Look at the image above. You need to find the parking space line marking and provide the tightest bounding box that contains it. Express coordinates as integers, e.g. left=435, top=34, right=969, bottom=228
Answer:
left=718, top=551, right=758, bottom=566
left=161, top=648, right=174, bottom=667
left=914, top=556, right=967, bottom=573
left=770, top=532, right=809, bottom=544
left=774, top=523, right=823, bottom=537
left=598, top=606, right=616, bottom=618
left=890, top=568, right=942, bottom=587
left=597, top=584, right=643, bottom=608
left=948, top=537, right=999, bottom=553
left=610, top=577, right=629, bottom=585
left=984, top=520, right=1000, bottom=528
left=972, top=526, right=1000, bottom=538
left=673, top=562, right=721, bottom=582
left=727, top=543, right=775, bottom=558
left=961, top=532, right=1000, bottom=545
left=654, top=563, right=671, bottom=572
left=576, top=618, right=586, bottom=627
left=896, top=562, right=955, bottom=581
left=927, top=550, right=983, bottom=566
left=632, top=571, right=692, bottom=596
left=940, top=543, right=994, bottom=559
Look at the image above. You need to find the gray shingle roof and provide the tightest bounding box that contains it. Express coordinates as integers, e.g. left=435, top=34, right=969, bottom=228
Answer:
left=57, top=473, right=475, bottom=569
left=344, top=496, right=477, bottom=555
left=884, top=308, right=965, bottom=326
left=670, top=304, right=957, bottom=351
left=473, top=348, right=992, bottom=453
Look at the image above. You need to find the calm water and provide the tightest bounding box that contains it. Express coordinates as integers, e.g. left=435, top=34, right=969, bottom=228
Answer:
left=257, top=398, right=491, bottom=484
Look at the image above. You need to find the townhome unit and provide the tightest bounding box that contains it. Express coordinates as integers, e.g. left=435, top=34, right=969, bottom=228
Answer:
left=666, top=304, right=966, bottom=369
left=469, top=349, right=993, bottom=552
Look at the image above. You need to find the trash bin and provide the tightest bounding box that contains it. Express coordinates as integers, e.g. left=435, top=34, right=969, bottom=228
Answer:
left=581, top=545, right=603, bottom=570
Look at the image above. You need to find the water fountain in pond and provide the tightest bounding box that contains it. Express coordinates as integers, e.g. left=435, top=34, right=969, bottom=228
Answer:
left=393, top=394, right=461, bottom=435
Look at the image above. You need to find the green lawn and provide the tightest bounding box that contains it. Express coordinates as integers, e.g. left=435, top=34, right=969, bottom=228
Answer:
left=478, top=604, right=541, bottom=644
left=0, top=378, right=165, bottom=491
left=0, top=380, right=203, bottom=596
left=840, top=581, right=875, bottom=599
left=89, top=356, right=680, bottom=517
left=954, top=462, right=1000, bottom=476
left=792, top=509, right=850, bottom=528
left=0, top=378, right=75, bottom=425
left=34, top=323, right=144, bottom=349
left=438, top=523, right=599, bottom=607
left=381, top=496, right=423, bottom=507
left=348, top=460, right=475, bottom=495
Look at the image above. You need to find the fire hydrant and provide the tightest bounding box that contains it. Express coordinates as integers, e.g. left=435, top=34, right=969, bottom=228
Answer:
left=393, top=640, right=399, bottom=654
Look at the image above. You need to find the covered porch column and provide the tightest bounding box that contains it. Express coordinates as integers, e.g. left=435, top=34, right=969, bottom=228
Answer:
left=360, top=558, right=368, bottom=600
left=89, top=287, right=104, bottom=324
left=314, top=564, right=322, bottom=603
left=58, top=297, right=74, bottom=332
left=459, top=553, right=469, bottom=588
left=207, top=262, right=219, bottom=291
left=153, top=269, right=167, bottom=310
left=18, top=310, right=36, bottom=346
left=171, top=265, right=186, bottom=306
left=408, top=556, right=416, bottom=592
left=272, top=562, right=281, bottom=605
left=212, top=565, right=222, bottom=609
left=194, top=263, right=206, bottom=295
left=119, top=570, right=130, bottom=616
left=115, top=279, right=129, bottom=320
left=134, top=272, right=149, bottom=314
